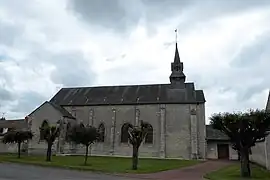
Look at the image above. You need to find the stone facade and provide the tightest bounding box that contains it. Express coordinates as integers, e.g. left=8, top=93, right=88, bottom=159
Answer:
left=0, top=43, right=207, bottom=160
left=25, top=103, right=206, bottom=159
left=27, top=101, right=76, bottom=155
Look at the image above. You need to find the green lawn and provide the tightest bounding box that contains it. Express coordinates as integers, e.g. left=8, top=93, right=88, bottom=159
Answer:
left=0, top=154, right=200, bottom=174
left=205, top=163, right=270, bottom=180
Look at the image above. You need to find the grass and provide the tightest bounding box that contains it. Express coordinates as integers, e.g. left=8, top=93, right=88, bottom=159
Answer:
left=204, top=163, right=270, bottom=180
left=0, top=154, right=200, bottom=174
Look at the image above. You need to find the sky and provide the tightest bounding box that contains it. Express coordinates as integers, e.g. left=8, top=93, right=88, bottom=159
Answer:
left=0, top=0, right=270, bottom=123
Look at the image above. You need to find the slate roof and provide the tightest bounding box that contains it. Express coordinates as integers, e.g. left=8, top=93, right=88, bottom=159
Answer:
left=206, top=125, right=229, bottom=141
left=48, top=101, right=75, bottom=119
left=28, top=101, right=75, bottom=119
left=0, top=119, right=27, bottom=129
left=50, top=83, right=205, bottom=106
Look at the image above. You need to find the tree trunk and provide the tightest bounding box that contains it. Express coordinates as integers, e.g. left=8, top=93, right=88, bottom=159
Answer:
left=240, top=148, right=251, bottom=178
left=84, top=145, right=89, bottom=165
left=46, top=141, right=53, bottom=162
left=17, top=142, right=21, bottom=158
left=132, top=146, right=139, bottom=170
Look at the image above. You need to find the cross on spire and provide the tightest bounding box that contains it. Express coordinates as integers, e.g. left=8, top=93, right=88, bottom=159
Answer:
left=175, top=29, right=178, bottom=44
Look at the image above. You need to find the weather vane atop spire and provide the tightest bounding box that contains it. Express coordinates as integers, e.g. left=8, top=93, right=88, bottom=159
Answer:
left=175, top=29, right=178, bottom=44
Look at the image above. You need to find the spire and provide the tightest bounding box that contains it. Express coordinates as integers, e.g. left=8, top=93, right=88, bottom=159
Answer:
left=174, top=43, right=180, bottom=63
left=169, top=29, right=186, bottom=86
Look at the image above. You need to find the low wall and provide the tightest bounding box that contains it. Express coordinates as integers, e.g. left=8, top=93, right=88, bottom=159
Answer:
left=250, top=134, right=270, bottom=170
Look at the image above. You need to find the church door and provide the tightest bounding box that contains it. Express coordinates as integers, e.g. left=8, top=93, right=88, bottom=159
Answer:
left=217, top=144, right=229, bottom=159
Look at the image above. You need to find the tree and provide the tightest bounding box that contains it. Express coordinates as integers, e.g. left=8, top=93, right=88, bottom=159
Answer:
left=67, top=123, right=99, bottom=165
left=39, top=120, right=60, bottom=161
left=210, top=109, right=270, bottom=178
left=127, top=120, right=150, bottom=170
left=2, top=130, right=33, bottom=158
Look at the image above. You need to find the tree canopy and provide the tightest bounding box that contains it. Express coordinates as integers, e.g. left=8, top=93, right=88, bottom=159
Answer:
left=127, top=120, right=151, bottom=170
left=2, top=130, right=33, bottom=158
left=39, top=120, right=60, bottom=161
left=67, top=123, right=99, bottom=165
left=210, top=109, right=270, bottom=178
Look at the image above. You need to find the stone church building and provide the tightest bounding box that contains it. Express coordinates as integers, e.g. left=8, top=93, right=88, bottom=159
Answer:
left=2, top=44, right=209, bottom=159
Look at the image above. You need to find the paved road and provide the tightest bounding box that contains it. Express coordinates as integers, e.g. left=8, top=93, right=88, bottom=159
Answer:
left=120, top=160, right=234, bottom=180
left=0, top=163, right=138, bottom=180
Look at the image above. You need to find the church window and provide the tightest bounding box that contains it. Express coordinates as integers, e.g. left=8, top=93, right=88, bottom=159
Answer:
left=40, top=120, right=49, bottom=140
left=145, top=124, right=153, bottom=144
left=65, top=122, right=71, bottom=141
left=121, top=123, right=132, bottom=143
left=71, top=107, right=76, bottom=117
left=98, top=123, right=105, bottom=142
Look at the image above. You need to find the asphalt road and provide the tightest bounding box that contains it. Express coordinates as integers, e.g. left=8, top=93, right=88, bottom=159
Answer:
left=0, top=163, right=139, bottom=180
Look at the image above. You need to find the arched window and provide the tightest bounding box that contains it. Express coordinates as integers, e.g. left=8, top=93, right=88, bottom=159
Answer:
left=71, top=107, right=77, bottom=118
left=121, top=123, right=132, bottom=143
left=98, top=123, right=105, bottom=142
left=145, top=124, right=153, bottom=144
left=65, top=122, right=71, bottom=141
left=41, top=120, right=49, bottom=127
left=40, top=120, right=49, bottom=140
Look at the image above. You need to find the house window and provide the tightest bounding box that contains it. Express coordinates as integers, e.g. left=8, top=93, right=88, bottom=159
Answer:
left=121, top=123, right=132, bottom=143
left=145, top=124, right=154, bottom=144
left=98, top=123, right=105, bottom=142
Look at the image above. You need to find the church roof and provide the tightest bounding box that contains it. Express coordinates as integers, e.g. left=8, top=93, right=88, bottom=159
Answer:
left=48, top=101, right=75, bottom=119
left=206, top=125, right=229, bottom=141
left=50, top=83, right=205, bottom=106
left=0, top=119, right=27, bottom=129
left=28, top=101, right=75, bottom=119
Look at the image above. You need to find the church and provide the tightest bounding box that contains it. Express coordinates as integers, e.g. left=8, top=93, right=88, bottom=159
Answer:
left=2, top=43, right=209, bottom=159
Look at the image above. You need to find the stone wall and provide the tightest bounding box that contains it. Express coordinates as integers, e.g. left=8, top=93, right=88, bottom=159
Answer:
left=9, top=102, right=206, bottom=159
left=62, top=103, right=206, bottom=159
left=250, top=134, right=270, bottom=170
left=206, top=141, right=238, bottom=160
left=27, top=102, right=75, bottom=155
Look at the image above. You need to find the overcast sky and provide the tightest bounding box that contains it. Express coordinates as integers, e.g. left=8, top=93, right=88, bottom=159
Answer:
left=0, top=0, right=270, bottom=123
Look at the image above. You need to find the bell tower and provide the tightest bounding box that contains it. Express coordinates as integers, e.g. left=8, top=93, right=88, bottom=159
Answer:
left=169, top=42, right=186, bottom=86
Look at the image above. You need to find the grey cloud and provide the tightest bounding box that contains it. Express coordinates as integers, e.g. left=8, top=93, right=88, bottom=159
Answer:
left=105, top=53, right=126, bottom=62
left=49, top=52, right=96, bottom=87
left=0, top=16, right=97, bottom=117
left=67, top=0, right=142, bottom=35
left=238, top=85, right=265, bottom=102
left=68, top=0, right=270, bottom=36
left=10, top=91, right=46, bottom=113
left=6, top=37, right=97, bottom=88
left=0, top=65, right=14, bottom=87
left=187, top=31, right=270, bottom=103
left=230, top=32, right=270, bottom=68
left=226, top=32, right=270, bottom=101
left=0, top=88, right=14, bottom=101
left=0, top=20, right=23, bottom=46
